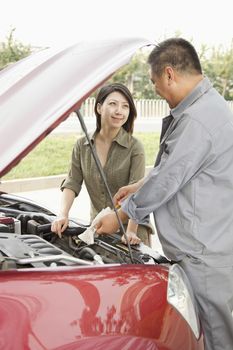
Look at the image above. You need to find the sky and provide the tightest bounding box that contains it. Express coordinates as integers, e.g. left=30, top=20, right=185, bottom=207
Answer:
left=0, top=0, right=232, bottom=50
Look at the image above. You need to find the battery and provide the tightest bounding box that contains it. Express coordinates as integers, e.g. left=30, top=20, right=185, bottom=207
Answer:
left=0, top=217, right=15, bottom=232
left=0, top=216, right=21, bottom=234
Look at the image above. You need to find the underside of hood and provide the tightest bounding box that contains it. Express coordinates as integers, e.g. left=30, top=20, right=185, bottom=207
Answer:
left=0, top=37, right=152, bottom=178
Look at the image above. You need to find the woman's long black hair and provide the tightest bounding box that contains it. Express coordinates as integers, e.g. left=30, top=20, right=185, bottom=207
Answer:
left=94, top=83, right=137, bottom=134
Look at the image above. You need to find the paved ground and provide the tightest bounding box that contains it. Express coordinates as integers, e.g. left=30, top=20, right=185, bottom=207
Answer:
left=15, top=186, right=163, bottom=254
left=16, top=186, right=91, bottom=221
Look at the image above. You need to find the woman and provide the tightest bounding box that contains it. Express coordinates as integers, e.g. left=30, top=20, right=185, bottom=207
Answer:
left=51, top=83, right=152, bottom=245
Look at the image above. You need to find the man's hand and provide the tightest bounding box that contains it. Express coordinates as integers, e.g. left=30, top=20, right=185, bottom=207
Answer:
left=51, top=215, right=69, bottom=238
left=95, top=212, right=120, bottom=235
left=95, top=209, right=129, bottom=235
left=113, top=181, right=141, bottom=206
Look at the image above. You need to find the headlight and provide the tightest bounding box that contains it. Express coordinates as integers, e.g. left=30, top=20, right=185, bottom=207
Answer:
left=167, top=264, right=201, bottom=339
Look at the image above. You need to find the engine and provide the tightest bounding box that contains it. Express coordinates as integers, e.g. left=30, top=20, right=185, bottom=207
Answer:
left=0, top=193, right=169, bottom=270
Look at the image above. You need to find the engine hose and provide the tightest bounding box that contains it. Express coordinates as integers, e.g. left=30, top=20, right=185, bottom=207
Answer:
left=79, top=247, right=98, bottom=260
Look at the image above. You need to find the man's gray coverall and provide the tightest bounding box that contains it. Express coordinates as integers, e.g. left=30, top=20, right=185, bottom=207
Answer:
left=122, top=77, right=233, bottom=350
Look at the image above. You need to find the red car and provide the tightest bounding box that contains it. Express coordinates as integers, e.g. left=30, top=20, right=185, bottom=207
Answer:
left=0, top=38, right=204, bottom=349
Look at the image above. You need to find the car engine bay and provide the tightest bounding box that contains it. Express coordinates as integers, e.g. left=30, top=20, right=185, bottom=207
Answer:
left=0, top=192, right=169, bottom=270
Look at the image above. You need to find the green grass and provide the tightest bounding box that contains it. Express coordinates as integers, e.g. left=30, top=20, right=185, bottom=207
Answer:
left=2, top=132, right=160, bottom=180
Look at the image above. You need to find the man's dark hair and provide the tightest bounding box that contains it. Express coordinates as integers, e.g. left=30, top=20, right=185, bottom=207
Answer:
left=148, top=38, right=202, bottom=76
left=94, top=83, right=137, bottom=134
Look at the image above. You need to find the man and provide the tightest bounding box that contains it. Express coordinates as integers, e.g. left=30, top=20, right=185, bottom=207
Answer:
left=96, top=38, right=233, bottom=350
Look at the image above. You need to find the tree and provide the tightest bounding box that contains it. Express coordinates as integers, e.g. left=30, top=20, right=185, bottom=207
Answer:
left=108, top=42, right=233, bottom=101
left=109, top=49, right=156, bottom=99
left=1, top=30, right=232, bottom=100
left=199, top=42, right=233, bottom=99
left=0, top=28, right=32, bottom=69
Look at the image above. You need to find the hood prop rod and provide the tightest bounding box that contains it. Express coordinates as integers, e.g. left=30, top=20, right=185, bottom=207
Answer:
left=75, top=109, right=135, bottom=264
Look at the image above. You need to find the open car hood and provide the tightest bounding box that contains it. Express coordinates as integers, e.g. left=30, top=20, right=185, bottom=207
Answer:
left=0, top=37, right=152, bottom=178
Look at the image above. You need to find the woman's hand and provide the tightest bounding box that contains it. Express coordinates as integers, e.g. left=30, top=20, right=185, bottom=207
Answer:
left=121, top=231, right=141, bottom=245
left=51, top=215, right=69, bottom=238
